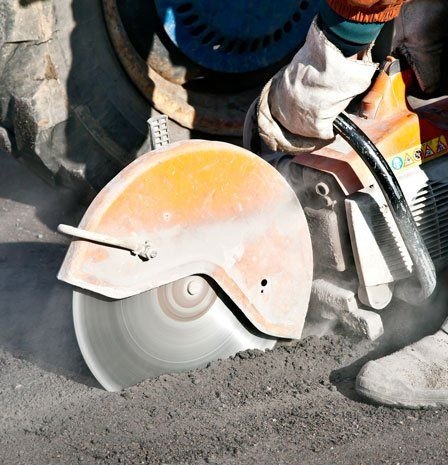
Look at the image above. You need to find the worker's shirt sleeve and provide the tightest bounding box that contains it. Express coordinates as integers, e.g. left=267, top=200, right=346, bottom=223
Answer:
left=326, top=0, right=406, bottom=23
left=318, top=0, right=406, bottom=56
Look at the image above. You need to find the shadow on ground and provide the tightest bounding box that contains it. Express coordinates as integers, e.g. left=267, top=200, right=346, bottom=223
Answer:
left=0, top=154, right=96, bottom=387
left=0, top=241, right=98, bottom=387
left=0, top=153, right=84, bottom=231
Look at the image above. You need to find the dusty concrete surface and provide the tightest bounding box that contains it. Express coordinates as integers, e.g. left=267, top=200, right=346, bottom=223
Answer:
left=1, top=153, right=448, bottom=465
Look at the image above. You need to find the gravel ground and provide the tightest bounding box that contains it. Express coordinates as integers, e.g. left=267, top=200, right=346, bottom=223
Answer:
left=1, top=153, right=448, bottom=465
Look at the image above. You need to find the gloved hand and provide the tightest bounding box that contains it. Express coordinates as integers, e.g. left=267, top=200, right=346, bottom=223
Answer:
left=393, top=0, right=448, bottom=95
left=257, top=19, right=378, bottom=154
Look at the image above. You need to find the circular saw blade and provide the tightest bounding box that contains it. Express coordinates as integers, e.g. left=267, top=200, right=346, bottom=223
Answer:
left=73, top=276, right=276, bottom=391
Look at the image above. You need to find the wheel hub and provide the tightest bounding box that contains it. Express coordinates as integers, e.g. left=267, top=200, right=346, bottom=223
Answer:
left=158, top=276, right=216, bottom=321
left=103, top=0, right=319, bottom=135
left=154, top=0, right=318, bottom=73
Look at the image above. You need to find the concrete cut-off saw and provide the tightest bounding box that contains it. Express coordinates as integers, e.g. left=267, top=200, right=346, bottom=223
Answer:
left=58, top=58, right=445, bottom=391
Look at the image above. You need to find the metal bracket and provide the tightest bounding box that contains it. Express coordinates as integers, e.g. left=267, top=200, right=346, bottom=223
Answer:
left=147, top=115, right=170, bottom=150
left=308, top=276, right=384, bottom=341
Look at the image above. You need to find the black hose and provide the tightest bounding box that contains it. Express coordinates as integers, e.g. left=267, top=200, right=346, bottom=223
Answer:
left=333, top=113, right=436, bottom=304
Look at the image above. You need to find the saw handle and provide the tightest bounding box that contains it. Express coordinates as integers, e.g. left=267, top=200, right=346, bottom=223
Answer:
left=57, top=224, right=157, bottom=260
left=333, top=113, right=436, bottom=304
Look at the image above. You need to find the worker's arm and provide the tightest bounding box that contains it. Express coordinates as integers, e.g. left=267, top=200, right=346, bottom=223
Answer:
left=319, top=1, right=406, bottom=57
left=258, top=0, right=401, bottom=152
left=257, top=0, right=446, bottom=154
left=317, top=1, right=389, bottom=57
left=324, top=0, right=447, bottom=93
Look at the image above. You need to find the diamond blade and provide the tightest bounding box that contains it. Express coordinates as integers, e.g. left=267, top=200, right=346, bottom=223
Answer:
left=73, top=276, right=276, bottom=391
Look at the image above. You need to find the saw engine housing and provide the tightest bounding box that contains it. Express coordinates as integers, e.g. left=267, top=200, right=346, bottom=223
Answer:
left=271, top=59, right=448, bottom=338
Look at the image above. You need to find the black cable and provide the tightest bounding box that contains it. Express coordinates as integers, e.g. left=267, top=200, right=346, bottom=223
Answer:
left=333, top=113, right=436, bottom=303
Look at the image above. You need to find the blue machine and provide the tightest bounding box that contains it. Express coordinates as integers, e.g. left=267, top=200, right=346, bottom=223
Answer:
left=154, top=0, right=319, bottom=73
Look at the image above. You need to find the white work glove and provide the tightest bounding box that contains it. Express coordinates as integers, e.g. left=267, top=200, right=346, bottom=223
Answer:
left=258, top=18, right=378, bottom=154
left=393, top=0, right=448, bottom=95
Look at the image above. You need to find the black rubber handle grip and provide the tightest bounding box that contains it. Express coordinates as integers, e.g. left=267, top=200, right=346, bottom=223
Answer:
left=333, top=113, right=436, bottom=304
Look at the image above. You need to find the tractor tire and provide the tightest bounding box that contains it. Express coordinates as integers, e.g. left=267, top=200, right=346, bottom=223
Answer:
left=0, top=0, right=190, bottom=197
